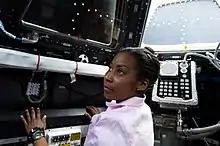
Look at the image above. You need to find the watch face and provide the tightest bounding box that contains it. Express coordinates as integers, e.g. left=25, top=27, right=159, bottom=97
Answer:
left=32, top=129, right=44, bottom=141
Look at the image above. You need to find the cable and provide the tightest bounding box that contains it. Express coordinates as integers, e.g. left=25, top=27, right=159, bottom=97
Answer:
left=179, top=117, right=218, bottom=140
left=182, top=123, right=220, bottom=135
left=183, top=42, right=220, bottom=71
left=0, top=20, right=38, bottom=44
left=176, top=110, right=220, bottom=140
left=26, top=71, right=47, bottom=104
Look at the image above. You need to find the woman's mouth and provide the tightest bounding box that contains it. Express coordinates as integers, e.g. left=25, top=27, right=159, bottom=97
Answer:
left=104, top=85, right=114, bottom=92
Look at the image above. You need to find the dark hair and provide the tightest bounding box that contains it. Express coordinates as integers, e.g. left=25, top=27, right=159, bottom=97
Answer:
left=119, top=47, right=160, bottom=90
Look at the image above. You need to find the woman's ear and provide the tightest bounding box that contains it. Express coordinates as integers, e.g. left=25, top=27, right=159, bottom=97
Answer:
left=137, top=79, right=149, bottom=92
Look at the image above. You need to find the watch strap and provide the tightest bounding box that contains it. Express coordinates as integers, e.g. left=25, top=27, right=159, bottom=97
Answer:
left=27, top=127, right=45, bottom=143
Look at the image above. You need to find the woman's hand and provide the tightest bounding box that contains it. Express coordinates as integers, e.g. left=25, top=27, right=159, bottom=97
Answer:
left=84, top=106, right=101, bottom=120
left=21, top=107, right=47, bottom=134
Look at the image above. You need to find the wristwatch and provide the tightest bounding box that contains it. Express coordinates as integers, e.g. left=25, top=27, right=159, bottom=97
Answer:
left=27, top=127, right=45, bottom=143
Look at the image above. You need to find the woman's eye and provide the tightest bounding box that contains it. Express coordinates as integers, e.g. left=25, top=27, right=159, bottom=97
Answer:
left=117, top=69, right=124, bottom=75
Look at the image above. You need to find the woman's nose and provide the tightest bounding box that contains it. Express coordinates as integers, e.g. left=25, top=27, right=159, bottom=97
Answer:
left=104, top=71, right=113, bottom=83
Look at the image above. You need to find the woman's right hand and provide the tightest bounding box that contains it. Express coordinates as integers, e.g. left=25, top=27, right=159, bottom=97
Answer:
left=20, top=107, right=46, bottom=134
left=84, top=106, right=101, bottom=120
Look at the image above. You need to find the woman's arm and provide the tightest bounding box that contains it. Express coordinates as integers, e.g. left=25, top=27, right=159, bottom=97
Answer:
left=84, top=118, right=129, bottom=146
left=33, top=137, right=48, bottom=146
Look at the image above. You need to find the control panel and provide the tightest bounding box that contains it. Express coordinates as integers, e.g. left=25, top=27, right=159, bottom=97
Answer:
left=152, top=60, right=198, bottom=107
left=46, top=127, right=82, bottom=146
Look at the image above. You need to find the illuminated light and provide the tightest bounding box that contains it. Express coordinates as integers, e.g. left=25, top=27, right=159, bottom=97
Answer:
left=182, top=33, right=186, bottom=36
left=100, top=15, right=102, bottom=17
left=82, top=3, right=84, bottom=6
left=70, top=133, right=81, bottom=141
left=182, top=25, right=186, bottom=28
left=72, top=19, right=74, bottom=22
left=180, top=29, right=184, bottom=31
left=95, top=9, right=97, bottom=12
left=88, top=9, right=90, bottom=12
left=162, top=22, right=165, bottom=24
left=73, top=28, right=75, bottom=30
left=196, top=18, right=200, bottom=20
left=74, top=3, right=76, bottom=6
left=110, top=20, right=113, bottom=23
left=168, top=23, right=171, bottom=25
left=184, top=45, right=188, bottom=51
left=180, top=38, right=184, bottom=40
left=106, top=14, right=109, bottom=17
left=77, top=13, right=79, bottom=15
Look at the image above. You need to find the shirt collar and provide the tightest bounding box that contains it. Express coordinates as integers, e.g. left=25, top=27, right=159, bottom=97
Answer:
left=106, top=95, right=146, bottom=108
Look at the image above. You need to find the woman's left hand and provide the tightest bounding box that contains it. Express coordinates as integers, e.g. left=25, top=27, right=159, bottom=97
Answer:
left=84, top=106, right=101, bottom=120
left=21, top=107, right=47, bottom=134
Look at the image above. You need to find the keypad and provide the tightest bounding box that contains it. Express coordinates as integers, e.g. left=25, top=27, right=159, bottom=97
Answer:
left=157, top=78, right=191, bottom=99
left=158, top=81, right=178, bottom=97
left=157, top=61, right=191, bottom=100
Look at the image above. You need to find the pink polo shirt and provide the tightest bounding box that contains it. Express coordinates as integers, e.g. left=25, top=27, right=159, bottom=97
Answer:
left=84, top=96, right=154, bottom=146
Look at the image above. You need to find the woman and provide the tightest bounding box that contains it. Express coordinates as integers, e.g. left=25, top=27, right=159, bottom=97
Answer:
left=21, top=47, right=160, bottom=146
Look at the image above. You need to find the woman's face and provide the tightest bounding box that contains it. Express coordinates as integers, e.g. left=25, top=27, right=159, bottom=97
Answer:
left=103, top=52, right=140, bottom=100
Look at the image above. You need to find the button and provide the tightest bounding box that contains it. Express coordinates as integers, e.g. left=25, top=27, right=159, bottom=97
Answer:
left=185, top=94, right=189, bottom=98
left=180, top=83, right=184, bottom=86
left=180, top=62, right=188, bottom=68
left=169, top=89, right=172, bottom=92
left=164, top=85, right=168, bottom=88
left=160, top=82, right=164, bottom=84
left=182, top=74, right=187, bottom=78
left=185, top=79, right=189, bottom=82
left=168, top=93, right=172, bottom=96
left=174, top=94, right=178, bottom=96
left=159, top=92, right=163, bottom=95
left=174, top=86, right=178, bottom=89
left=160, top=85, right=163, bottom=88
left=185, top=83, right=189, bottom=86
left=181, top=68, right=188, bottom=74
left=164, top=93, right=167, bottom=96
left=185, top=90, right=189, bottom=93
left=180, top=86, right=184, bottom=89
left=160, top=89, right=163, bottom=92
left=185, top=87, right=189, bottom=90
left=169, top=82, right=172, bottom=85
left=174, top=90, right=178, bottom=93
left=165, top=82, right=168, bottom=85
left=180, top=79, right=184, bottom=82
left=169, top=86, right=172, bottom=88
left=164, top=89, right=167, bottom=92
left=174, top=82, right=178, bottom=85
